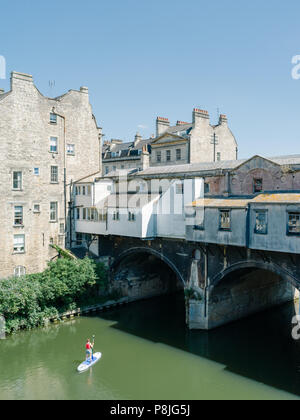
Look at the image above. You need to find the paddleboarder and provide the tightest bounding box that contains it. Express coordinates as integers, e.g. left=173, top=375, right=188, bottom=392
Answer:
left=85, top=339, right=94, bottom=363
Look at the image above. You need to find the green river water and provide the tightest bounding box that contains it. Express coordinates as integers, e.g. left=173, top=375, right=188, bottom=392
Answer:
left=1, top=293, right=300, bottom=400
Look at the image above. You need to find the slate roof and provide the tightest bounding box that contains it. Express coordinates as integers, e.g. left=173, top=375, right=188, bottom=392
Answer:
left=103, top=138, right=153, bottom=157
left=136, top=155, right=300, bottom=178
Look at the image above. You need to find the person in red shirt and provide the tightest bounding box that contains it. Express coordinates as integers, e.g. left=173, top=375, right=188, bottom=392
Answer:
left=85, top=339, right=94, bottom=362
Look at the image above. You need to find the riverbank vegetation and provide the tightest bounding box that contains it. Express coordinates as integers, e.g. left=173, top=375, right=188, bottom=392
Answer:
left=0, top=257, right=109, bottom=335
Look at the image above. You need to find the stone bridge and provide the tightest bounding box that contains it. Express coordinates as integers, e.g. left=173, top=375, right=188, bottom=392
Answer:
left=98, top=235, right=300, bottom=330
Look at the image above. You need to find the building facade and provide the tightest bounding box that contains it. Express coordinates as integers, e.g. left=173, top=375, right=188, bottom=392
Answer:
left=0, top=71, right=101, bottom=279
left=102, top=108, right=238, bottom=174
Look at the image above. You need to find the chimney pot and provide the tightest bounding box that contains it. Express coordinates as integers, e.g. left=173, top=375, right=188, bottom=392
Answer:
left=219, top=114, right=228, bottom=124
left=176, top=121, right=190, bottom=126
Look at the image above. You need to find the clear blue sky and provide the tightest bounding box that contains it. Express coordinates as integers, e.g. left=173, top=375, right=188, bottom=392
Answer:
left=1, top=0, right=300, bottom=158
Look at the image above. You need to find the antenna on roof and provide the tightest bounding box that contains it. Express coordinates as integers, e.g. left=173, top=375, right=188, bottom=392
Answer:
left=217, top=107, right=220, bottom=121
left=49, top=80, right=56, bottom=97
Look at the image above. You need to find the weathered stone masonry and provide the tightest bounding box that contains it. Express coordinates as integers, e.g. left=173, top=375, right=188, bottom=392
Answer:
left=0, top=71, right=101, bottom=278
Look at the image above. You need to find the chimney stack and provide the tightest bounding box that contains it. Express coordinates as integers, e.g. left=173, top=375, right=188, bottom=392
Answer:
left=141, top=145, right=150, bottom=170
left=156, top=117, right=170, bottom=137
left=193, top=109, right=210, bottom=126
left=219, top=114, right=228, bottom=125
left=134, top=132, right=142, bottom=147
left=11, top=71, right=33, bottom=91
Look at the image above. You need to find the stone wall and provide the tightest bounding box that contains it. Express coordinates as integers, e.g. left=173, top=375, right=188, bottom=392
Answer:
left=0, top=72, right=101, bottom=278
left=188, top=270, right=296, bottom=330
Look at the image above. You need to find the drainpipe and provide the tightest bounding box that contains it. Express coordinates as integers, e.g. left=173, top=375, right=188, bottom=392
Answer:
left=52, top=107, right=67, bottom=248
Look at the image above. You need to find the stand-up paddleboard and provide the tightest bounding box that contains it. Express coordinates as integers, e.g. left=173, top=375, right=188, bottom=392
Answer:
left=77, top=352, right=102, bottom=373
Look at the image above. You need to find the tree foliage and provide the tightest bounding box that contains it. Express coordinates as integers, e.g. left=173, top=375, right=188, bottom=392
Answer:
left=0, top=257, right=108, bottom=334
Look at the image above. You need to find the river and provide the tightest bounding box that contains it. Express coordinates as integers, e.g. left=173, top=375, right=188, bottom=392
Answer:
left=1, top=293, right=300, bottom=400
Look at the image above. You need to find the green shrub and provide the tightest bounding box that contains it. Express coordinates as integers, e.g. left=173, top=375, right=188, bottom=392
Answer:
left=0, top=257, right=108, bottom=335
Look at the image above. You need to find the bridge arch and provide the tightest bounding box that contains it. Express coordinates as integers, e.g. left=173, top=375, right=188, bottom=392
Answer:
left=111, top=247, right=186, bottom=286
left=210, top=260, right=300, bottom=292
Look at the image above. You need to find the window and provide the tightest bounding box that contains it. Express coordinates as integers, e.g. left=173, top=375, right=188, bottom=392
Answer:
left=76, top=233, right=83, bottom=246
left=14, top=234, right=25, bottom=253
left=166, top=150, right=171, bottom=162
left=176, top=149, right=181, bottom=161
left=82, top=208, right=87, bottom=220
left=128, top=211, right=136, bottom=222
left=51, top=166, right=58, bottom=183
left=50, top=137, right=58, bottom=153
left=34, top=168, right=39, bottom=176
left=220, top=210, right=231, bottom=231
left=14, top=266, right=26, bottom=277
left=76, top=186, right=81, bottom=195
left=67, top=144, right=75, bottom=155
left=50, top=202, right=58, bottom=222
left=204, top=183, right=210, bottom=194
left=255, top=211, right=268, bottom=234
left=87, top=208, right=91, bottom=221
left=156, top=151, right=162, bottom=163
left=82, top=186, right=86, bottom=196
left=105, top=167, right=109, bottom=175
left=33, top=204, right=40, bottom=213
left=14, top=206, right=23, bottom=226
left=50, top=113, right=57, bottom=124
left=254, top=178, right=263, bottom=193
left=76, top=208, right=80, bottom=220
left=112, top=166, right=117, bottom=172
left=99, top=210, right=107, bottom=222
left=91, top=208, right=98, bottom=222
left=288, top=213, right=300, bottom=235
left=60, top=223, right=65, bottom=235
left=113, top=211, right=120, bottom=221
left=13, top=172, right=22, bottom=190
left=217, top=152, right=221, bottom=162
left=87, top=186, right=91, bottom=196
left=176, top=183, right=184, bottom=195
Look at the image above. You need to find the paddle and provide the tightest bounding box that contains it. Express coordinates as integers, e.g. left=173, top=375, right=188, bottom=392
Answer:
left=92, top=335, right=95, bottom=361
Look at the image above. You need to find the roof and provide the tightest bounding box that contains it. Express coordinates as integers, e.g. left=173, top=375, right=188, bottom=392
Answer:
left=74, top=171, right=103, bottom=183
left=190, top=193, right=300, bottom=208
left=137, top=159, right=246, bottom=177
left=103, top=138, right=152, bottom=154
left=106, top=193, right=160, bottom=208
left=166, top=123, right=193, bottom=135
left=136, top=154, right=300, bottom=178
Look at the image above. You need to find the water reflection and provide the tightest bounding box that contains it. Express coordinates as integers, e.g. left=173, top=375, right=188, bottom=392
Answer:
left=99, top=293, right=300, bottom=397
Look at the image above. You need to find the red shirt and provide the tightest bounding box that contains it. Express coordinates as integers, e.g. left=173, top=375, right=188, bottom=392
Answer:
left=86, top=343, right=91, bottom=350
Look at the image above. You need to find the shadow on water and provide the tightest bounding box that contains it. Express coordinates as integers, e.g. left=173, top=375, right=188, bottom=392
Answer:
left=96, top=292, right=300, bottom=397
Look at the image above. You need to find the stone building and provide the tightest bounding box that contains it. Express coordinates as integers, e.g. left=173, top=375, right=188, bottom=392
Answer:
left=102, top=134, right=152, bottom=175
left=0, top=71, right=101, bottom=279
left=102, top=108, right=238, bottom=174
left=73, top=153, right=300, bottom=330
